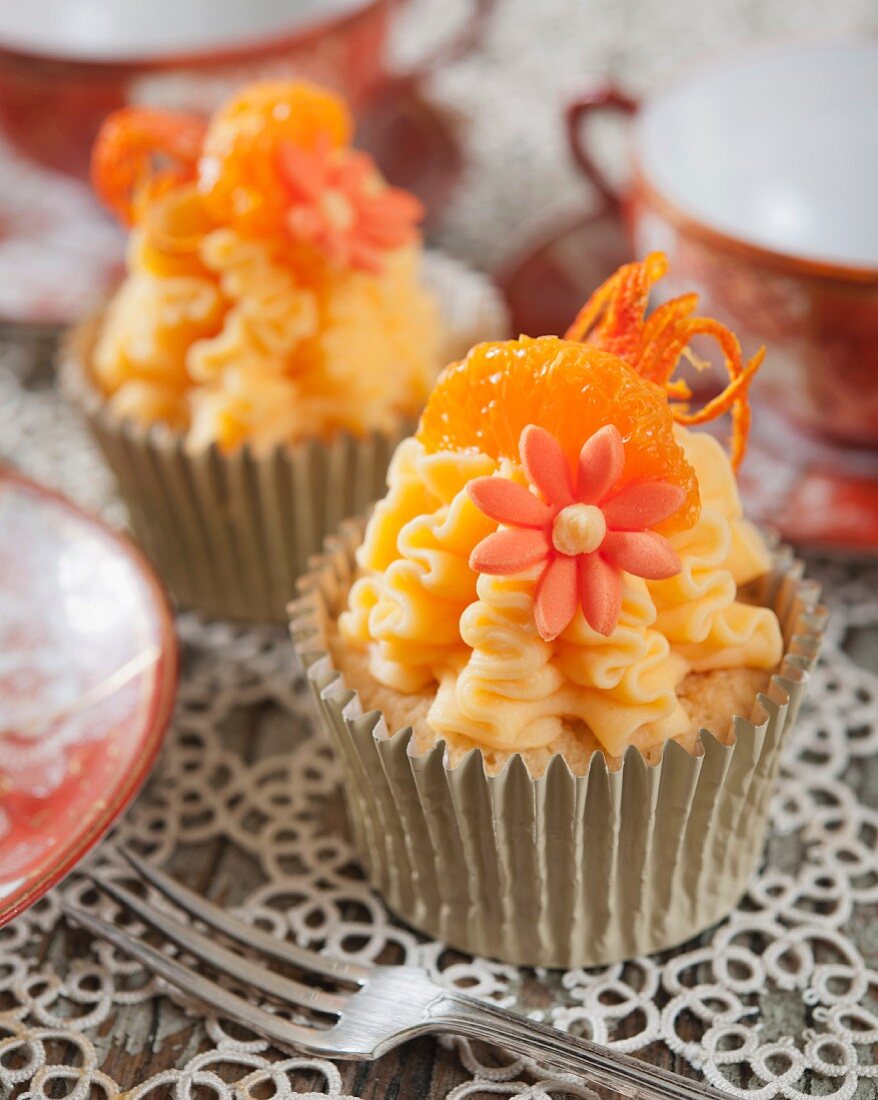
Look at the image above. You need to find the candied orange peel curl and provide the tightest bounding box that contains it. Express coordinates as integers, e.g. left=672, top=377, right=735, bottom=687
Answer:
left=564, top=252, right=764, bottom=469
left=91, top=107, right=207, bottom=226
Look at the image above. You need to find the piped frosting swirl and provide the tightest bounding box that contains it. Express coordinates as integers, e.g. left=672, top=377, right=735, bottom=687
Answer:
left=339, top=256, right=782, bottom=759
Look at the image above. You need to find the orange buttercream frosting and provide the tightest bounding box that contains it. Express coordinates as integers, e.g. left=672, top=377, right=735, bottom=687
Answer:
left=89, top=81, right=440, bottom=451
left=339, top=256, right=783, bottom=759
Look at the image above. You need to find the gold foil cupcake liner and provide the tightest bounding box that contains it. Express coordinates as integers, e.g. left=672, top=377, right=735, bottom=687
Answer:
left=60, top=253, right=509, bottom=623
left=290, top=519, right=826, bottom=968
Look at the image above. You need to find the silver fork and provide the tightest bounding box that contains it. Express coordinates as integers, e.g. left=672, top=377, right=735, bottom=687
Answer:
left=63, top=850, right=722, bottom=1099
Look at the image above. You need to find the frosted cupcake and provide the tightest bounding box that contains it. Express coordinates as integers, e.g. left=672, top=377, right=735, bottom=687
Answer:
left=63, top=80, right=506, bottom=621
left=291, top=254, right=825, bottom=967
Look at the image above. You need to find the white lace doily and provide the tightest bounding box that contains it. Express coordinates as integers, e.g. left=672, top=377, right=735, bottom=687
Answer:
left=2, top=2, right=878, bottom=1095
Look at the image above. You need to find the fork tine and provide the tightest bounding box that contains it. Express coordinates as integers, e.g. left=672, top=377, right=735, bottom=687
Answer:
left=61, top=901, right=323, bottom=1053
left=87, top=874, right=348, bottom=1017
left=120, top=849, right=368, bottom=984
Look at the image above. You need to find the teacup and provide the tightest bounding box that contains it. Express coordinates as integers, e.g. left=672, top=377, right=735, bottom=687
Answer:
left=567, top=40, right=878, bottom=448
left=0, top=0, right=492, bottom=178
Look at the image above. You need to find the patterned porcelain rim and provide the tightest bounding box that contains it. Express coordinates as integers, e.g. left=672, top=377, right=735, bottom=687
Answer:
left=0, top=0, right=378, bottom=68
left=629, top=163, right=878, bottom=286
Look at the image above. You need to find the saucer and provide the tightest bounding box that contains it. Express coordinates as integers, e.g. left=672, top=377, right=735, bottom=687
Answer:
left=0, top=81, right=461, bottom=336
left=740, top=405, right=878, bottom=554
left=0, top=136, right=125, bottom=338
left=0, top=468, right=177, bottom=926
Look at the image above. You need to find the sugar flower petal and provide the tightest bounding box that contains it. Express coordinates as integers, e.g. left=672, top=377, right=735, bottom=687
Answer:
left=468, top=477, right=554, bottom=529
left=534, top=554, right=578, bottom=641
left=470, top=527, right=550, bottom=575
left=576, top=424, right=625, bottom=504
left=520, top=425, right=574, bottom=507
left=579, top=552, right=623, bottom=636
left=601, top=481, right=686, bottom=531
left=601, top=530, right=681, bottom=579
left=277, top=140, right=326, bottom=201
left=358, top=189, right=425, bottom=246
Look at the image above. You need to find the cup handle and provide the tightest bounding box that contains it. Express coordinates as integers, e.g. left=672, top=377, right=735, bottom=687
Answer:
left=391, top=0, right=498, bottom=84
left=566, top=84, right=639, bottom=207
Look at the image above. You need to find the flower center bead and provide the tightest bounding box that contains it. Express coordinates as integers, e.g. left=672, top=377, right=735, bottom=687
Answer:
left=320, top=189, right=355, bottom=230
left=552, top=503, right=606, bottom=557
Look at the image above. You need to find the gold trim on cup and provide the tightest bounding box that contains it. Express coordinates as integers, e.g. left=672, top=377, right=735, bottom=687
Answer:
left=630, top=161, right=878, bottom=286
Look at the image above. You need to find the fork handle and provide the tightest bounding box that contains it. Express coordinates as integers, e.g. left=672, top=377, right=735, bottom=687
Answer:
left=444, top=994, right=719, bottom=1099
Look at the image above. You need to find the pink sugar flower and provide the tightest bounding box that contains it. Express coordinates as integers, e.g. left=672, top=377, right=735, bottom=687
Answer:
left=277, top=137, right=423, bottom=273
left=467, top=425, right=685, bottom=640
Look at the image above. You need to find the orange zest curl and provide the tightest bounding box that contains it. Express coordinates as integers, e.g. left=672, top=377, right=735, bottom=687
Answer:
left=91, top=107, right=207, bottom=226
left=564, top=252, right=764, bottom=469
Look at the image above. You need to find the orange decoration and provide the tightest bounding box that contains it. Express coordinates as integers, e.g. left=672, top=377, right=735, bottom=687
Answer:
left=467, top=424, right=684, bottom=640
left=90, top=81, right=419, bottom=274
left=198, top=81, right=353, bottom=240
left=564, top=252, right=764, bottom=469
left=417, top=335, right=700, bottom=534
left=91, top=107, right=207, bottom=226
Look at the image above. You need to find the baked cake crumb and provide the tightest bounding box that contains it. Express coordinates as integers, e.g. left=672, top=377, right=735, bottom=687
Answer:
left=329, top=622, right=772, bottom=778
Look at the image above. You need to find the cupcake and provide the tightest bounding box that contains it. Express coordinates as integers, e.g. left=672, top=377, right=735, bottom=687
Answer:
left=62, top=80, right=507, bottom=622
left=291, top=253, right=825, bottom=968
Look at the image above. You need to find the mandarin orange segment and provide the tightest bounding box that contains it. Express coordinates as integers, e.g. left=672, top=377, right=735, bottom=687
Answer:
left=198, top=81, right=354, bottom=240
left=417, top=335, right=700, bottom=534
left=91, top=107, right=207, bottom=225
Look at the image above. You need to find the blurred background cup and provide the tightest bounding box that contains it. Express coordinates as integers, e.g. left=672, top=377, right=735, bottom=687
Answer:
left=0, top=0, right=493, bottom=179
left=567, top=40, right=878, bottom=449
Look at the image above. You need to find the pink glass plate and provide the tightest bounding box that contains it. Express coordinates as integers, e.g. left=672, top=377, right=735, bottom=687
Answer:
left=0, top=467, right=178, bottom=926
